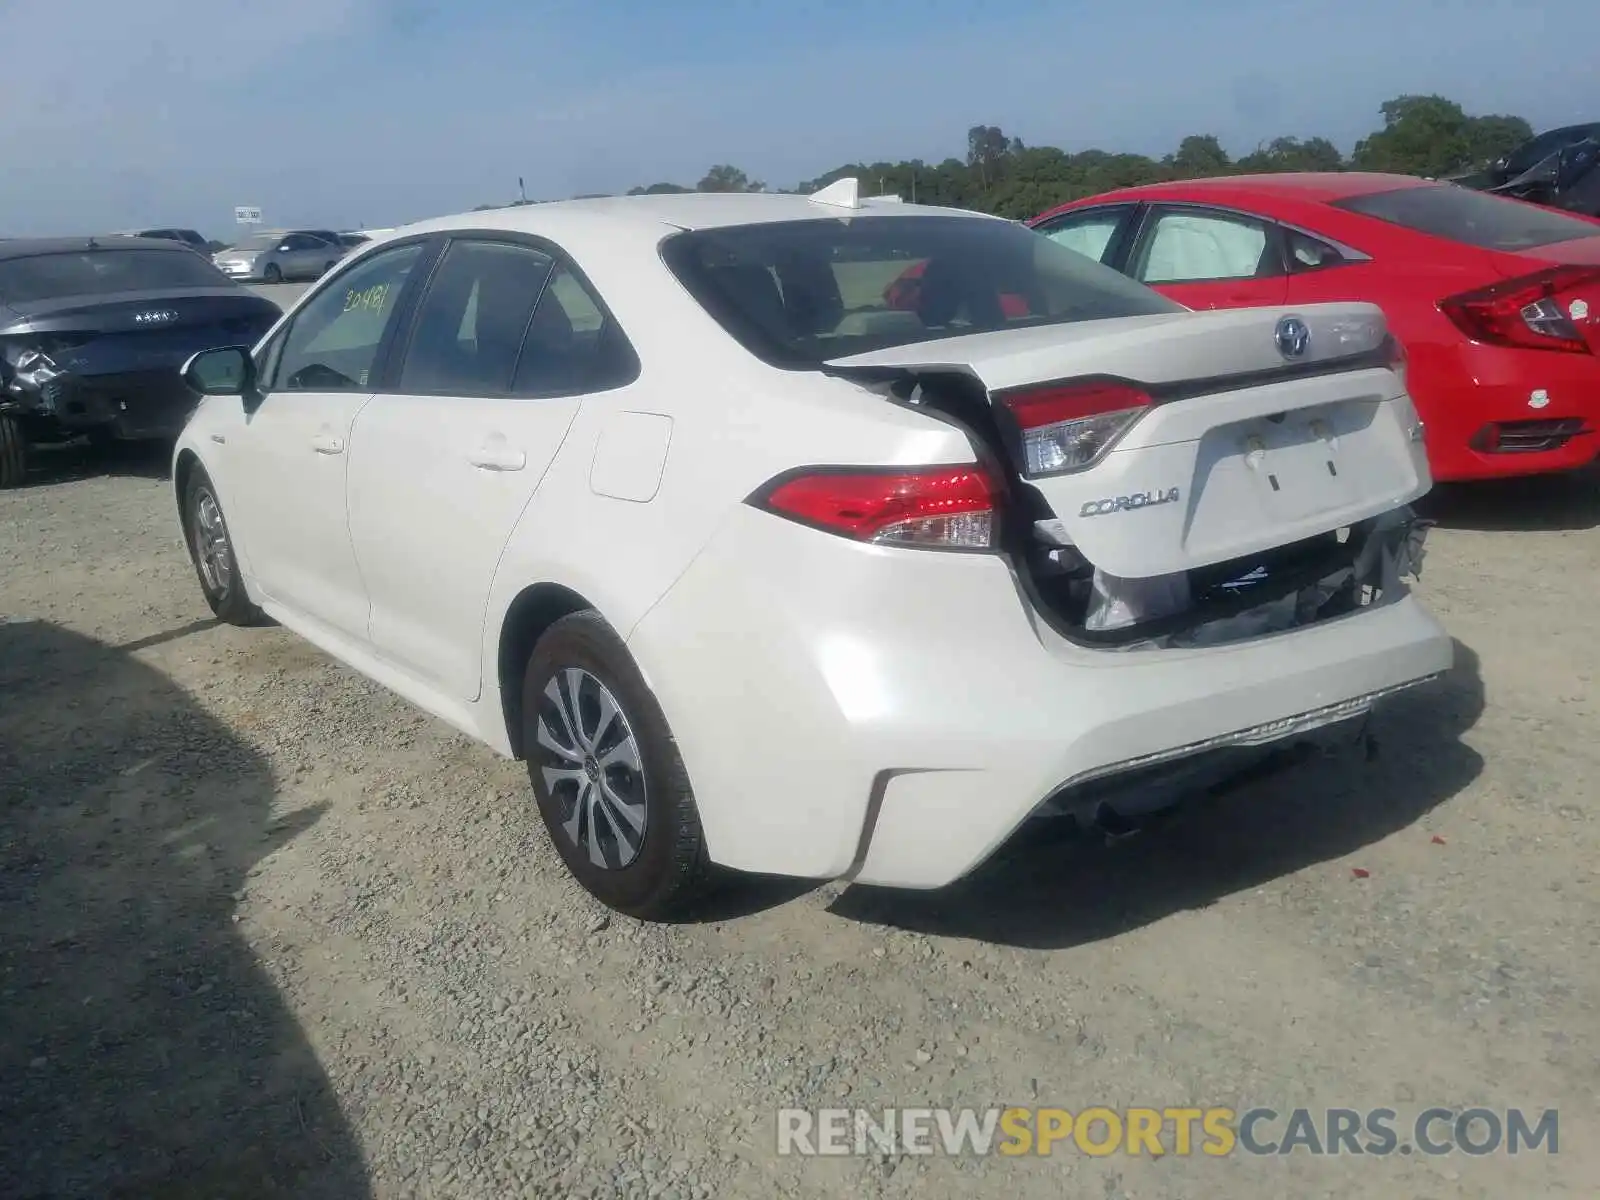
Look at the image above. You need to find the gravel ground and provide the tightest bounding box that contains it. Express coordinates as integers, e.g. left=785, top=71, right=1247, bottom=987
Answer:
left=2, top=442, right=1598, bottom=1199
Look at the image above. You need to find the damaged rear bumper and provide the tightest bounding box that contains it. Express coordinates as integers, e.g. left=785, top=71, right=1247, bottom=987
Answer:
left=3, top=366, right=199, bottom=441
left=627, top=503, right=1455, bottom=891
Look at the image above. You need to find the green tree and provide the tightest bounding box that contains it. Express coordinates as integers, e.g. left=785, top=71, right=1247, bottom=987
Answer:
left=966, top=124, right=1013, bottom=187
left=697, top=165, right=765, bottom=192
left=1352, top=94, right=1531, bottom=177
left=1167, top=134, right=1231, bottom=176
left=1236, top=136, right=1345, bottom=173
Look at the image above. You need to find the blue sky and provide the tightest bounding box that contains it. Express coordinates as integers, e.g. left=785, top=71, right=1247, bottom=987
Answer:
left=0, top=0, right=1593, bottom=237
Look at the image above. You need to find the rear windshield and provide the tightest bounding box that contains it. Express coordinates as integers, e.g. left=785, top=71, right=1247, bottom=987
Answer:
left=0, top=248, right=230, bottom=303
left=660, top=213, right=1182, bottom=367
left=1331, top=183, right=1600, bottom=251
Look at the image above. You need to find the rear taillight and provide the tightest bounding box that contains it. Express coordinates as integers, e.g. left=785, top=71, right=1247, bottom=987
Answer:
left=749, top=464, right=1002, bottom=551
left=999, top=380, right=1152, bottom=476
left=1439, top=265, right=1600, bottom=354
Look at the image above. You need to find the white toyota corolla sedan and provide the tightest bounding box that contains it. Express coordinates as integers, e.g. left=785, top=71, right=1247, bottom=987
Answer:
left=174, top=178, right=1452, bottom=918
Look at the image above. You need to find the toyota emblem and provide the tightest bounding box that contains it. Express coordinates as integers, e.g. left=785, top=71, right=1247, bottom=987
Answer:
left=1274, top=315, right=1311, bottom=359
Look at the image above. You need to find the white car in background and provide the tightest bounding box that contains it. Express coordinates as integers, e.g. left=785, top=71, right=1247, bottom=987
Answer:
left=173, top=179, right=1451, bottom=918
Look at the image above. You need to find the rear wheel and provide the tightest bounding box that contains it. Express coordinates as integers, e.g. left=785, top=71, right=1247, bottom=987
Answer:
left=184, top=467, right=263, bottom=626
left=522, top=611, right=713, bottom=919
left=262, top=263, right=282, bottom=284
left=0, top=413, right=27, bottom=489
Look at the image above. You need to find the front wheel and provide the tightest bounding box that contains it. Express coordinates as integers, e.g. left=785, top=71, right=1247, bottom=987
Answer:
left=184, top=468, right=263, bottom=626
left=0, top=413, right=27, bottom=488
left=262, top=263, right=282, bottom=284
left=523, top=611, right=713, bottom=919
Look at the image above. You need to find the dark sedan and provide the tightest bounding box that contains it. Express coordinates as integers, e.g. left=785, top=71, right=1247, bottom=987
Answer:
left=0, top=238, right=281, bottom=487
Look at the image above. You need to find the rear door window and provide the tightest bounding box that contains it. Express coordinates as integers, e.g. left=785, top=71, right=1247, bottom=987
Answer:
left=1032, top=206, right=1134, bottom=265
left=1330, top=183, right=1600, bottom=250
left=1129, top=209, right=1277, bottom=284
left=397, top=239, right=554, bottom=395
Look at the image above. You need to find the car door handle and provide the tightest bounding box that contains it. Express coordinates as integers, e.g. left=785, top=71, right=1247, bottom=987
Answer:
left=468, top=446, right=527, bottom=472
left=311, top=433, right=345, bottom=455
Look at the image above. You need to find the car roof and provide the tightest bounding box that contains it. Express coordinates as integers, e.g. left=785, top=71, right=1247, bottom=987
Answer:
left=0, top=236, right=196, bottom=261
left=393, top=190, right=995, bottom=241
left=1088, top=172, right=1434, bottom=206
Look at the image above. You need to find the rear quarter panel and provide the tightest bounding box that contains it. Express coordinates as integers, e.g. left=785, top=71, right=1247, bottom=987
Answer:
left=474, top=214, right=981, bottom=746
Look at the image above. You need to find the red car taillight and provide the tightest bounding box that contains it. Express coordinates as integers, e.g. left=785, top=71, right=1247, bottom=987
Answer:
left=1439, top=265, right=1600, bottom=354
left=999, top=380, right=1153, bottom=476
left=749, top=464, right=1003, bottom=551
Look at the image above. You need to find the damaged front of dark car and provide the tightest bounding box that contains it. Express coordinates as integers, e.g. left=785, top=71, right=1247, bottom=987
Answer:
left=0, top=237, right=281, bottom=488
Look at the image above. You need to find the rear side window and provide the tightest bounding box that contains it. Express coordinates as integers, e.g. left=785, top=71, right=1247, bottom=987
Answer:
left=1331, top=184, right=1600, bottom=250
left=1130, top=210, right=1274, bottom=283
left=0, top=248, right=228, bottom=301
left=510, top=265, right=639, bottom=396
left=660, top=214, right=1180, bottom=368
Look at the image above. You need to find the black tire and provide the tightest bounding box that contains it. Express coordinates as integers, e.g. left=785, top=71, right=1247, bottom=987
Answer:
left=183, top=467, right=263, bottom=626
left=0, top=413, right=26, bottom=489
left=523, top=611, right=713, bottom=919
left=262, top=263, right=282, bottom=284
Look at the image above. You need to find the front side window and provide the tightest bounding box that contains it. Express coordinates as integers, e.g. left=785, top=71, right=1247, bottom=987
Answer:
left=1036, top=208, right=1128, bottom=264
left=660, top=213, right=1180, bottom=368
left=1332, top=182, right=1600, bottom=250
left=398, top=239, right=554, bottom=395
left=1131, top=210, right=1275, bottom=284
left=268, top=242, right=424, bottom=392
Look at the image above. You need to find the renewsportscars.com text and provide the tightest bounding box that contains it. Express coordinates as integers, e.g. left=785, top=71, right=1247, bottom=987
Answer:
left=776, top=1105, right=1559, bottom=1158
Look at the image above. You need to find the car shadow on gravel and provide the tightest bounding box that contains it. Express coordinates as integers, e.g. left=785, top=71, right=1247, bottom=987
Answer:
left=0, top=619, right=371, bottom=1199
left=829, top=639, right=1486, bottom=951
left=1418, top=466, right=1600, bottom=532
left=17, top=438, right=173, bottom=489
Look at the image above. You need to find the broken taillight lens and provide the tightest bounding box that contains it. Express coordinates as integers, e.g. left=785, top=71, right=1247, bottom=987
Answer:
left=1000, top=380, right=1152, bottom=476
left=749, top=464, right=1003, bottom=550
left=1439, top=265, right=1600, bottom=354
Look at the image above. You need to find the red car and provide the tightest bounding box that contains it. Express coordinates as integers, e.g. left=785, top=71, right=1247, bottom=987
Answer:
left=1026, top=173, right=1600, bottom=482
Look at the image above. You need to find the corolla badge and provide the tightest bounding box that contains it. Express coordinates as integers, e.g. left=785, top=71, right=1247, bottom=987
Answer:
left=133, top=309, right=178, bottom=324
left=1079, top=488, right=1180, bottom=517
left=1274, top=315, right=1311, bottom=359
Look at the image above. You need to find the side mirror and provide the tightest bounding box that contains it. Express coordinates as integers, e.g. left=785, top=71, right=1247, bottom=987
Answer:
left=277, top=243, right=293, bottom=253
left=183, top=345, right=257, bottom=398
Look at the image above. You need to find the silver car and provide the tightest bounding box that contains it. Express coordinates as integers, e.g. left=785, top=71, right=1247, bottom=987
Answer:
left=212, top=229, right=347, bottom=283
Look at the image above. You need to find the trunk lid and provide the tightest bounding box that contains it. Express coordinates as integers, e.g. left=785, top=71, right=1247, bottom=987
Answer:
left=827, top=303, right=1429, bottom=578
left=1484, top=232, right=1600, bottom=274
left=0, top=290, right=281, bottom=376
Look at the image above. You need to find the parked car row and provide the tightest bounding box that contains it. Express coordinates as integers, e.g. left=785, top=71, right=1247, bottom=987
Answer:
left=10, top=168, right=1591, bottom=919
left=212, top=229, right=352, bottom=283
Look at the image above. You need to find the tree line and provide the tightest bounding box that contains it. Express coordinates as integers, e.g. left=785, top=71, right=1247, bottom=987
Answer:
left=478, top=94, right=1535, bottom=220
